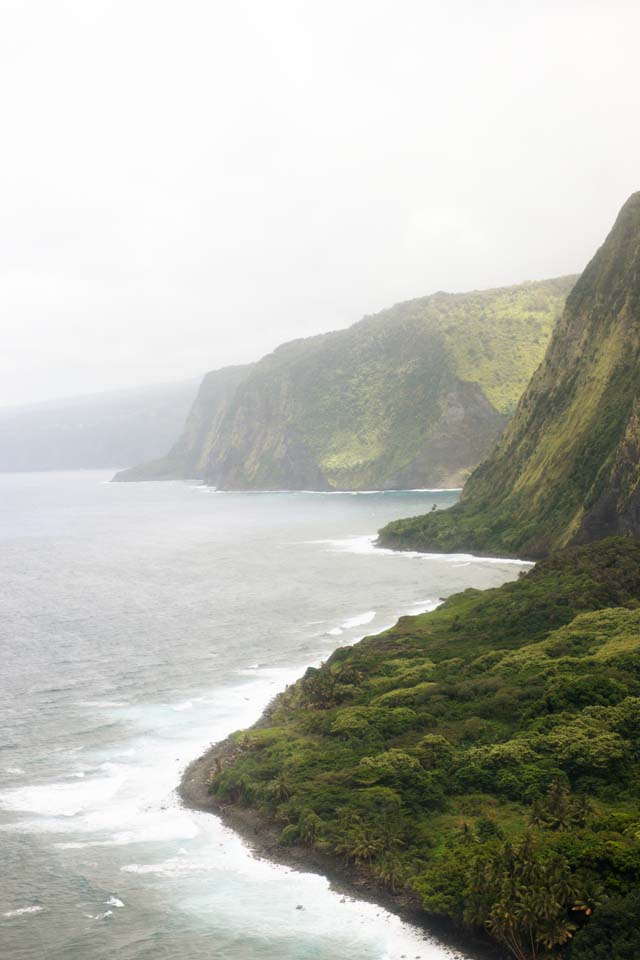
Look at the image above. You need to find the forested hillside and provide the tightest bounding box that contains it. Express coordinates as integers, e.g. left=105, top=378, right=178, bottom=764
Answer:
left=197, top=538, right=640, bottom=960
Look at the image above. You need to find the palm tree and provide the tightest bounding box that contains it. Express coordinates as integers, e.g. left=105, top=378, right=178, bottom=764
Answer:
left=376, top=814, right=405, bottom=853
left=529, top=780, right=591, bottom=830
left=269, top=773, right=292, bottom=802
left=334, top=820, right=382, bottom=865
left=375, top=855, right=406, bottom=893
left=299, top=810, right=324, bottom=844
left=469, top=834, right=583, bottom=960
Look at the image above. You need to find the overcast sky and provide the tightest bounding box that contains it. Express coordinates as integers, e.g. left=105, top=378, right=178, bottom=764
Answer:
left=2, top=0, right=639, bottom=405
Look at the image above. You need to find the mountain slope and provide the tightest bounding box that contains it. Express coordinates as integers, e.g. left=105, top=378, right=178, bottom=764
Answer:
left=380, top=192, right=640, bottom=557
left=0, top=379, right=199, bottom=473
left=117, top=277, right=574, bottom=490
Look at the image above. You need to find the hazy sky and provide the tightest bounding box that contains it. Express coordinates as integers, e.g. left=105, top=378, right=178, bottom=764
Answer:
left=2, top=0, right=639, bottom=405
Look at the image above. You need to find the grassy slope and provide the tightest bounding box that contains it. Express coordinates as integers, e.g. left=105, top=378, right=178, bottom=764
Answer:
left=207, top=538, right=640, bottom=958
left=379, top=193, right=640, bottom=557
left=436, top=276, right=573, bottom=416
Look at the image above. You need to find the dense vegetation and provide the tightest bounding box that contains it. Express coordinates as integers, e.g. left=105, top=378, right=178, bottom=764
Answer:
left=208, top=538, right=640, bottom=959
left=117, top=277, right=573, bottom=489
left=380, top=192, right=640, bottom=558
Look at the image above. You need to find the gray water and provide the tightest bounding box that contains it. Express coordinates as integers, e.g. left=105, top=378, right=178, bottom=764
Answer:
left=0, top=472, right=528, bottom=960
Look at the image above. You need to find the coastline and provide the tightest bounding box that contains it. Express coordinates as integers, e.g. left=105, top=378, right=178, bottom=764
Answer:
left=178, top=702, right=504, bottom=960
left=176, top=548, right=533, bottom=959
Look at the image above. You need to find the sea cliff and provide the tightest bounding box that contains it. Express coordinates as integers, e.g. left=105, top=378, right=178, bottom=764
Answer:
left=118, top=278, right=573, bottom=491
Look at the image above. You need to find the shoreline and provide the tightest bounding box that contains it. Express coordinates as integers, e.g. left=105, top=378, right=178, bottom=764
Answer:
left=176, top=547, right=530, bottom=958
left=178, top=708, right=503, bottom=960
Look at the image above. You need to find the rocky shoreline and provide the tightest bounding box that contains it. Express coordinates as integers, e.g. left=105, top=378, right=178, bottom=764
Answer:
left=178, top=711, right=503, bottom=960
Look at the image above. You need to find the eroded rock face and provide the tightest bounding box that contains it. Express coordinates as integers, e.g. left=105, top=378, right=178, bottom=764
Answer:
left=380, top=192, right=640, bottom=557
left=116, top=276, right=572, bottom=490
left=114, top=364, right=253, bottom=482
left=576, top=400, right=640, bottom=544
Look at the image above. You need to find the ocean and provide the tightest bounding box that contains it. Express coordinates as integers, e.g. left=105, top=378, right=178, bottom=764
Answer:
left=0, top=471, right=528, bottom=960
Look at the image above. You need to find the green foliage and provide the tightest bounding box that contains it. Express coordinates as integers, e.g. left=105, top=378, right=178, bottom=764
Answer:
left=330, top=706, right=418, bottom=740
left=569, top=891, right=640, bottom=959
left=529, top=781, right=591, bottom=830
left=379, top=193, right=640, bottom=556
left=209, top=539, right=640, bottom=956
left=465, top=834, right=582, bottom=960
left=435, top=279, right=571, bottom=416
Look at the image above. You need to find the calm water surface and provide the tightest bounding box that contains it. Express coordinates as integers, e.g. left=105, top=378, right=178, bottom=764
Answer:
left=0, top=472, right=528, bottom=960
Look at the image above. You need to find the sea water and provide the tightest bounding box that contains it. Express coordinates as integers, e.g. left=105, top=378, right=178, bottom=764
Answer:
left=0, top=471, right=529, bottom=960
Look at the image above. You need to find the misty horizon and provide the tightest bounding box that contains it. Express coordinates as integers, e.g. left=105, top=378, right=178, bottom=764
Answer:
left=3, top=0, right=639, bottom=406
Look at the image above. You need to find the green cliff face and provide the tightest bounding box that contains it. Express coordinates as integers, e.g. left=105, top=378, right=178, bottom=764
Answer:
left=207, top=538, right=640, bottom=959
left=116, top=277, right=573, bottom=489
left=380, top=193, right=640, bottom=557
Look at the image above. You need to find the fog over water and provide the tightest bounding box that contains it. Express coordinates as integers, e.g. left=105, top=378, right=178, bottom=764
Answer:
left=0, top=473, right=529, bottom=959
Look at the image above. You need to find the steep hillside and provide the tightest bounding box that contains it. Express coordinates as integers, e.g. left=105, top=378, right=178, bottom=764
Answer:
left=114, top=365, right=252, bottom=481
left=117, top=277, right=574, bottom=490
left=0, top=379, right=199, bottom=473
left=185, top=538, right=640, bottom=960
left=380, top=193, right=640, bottom=557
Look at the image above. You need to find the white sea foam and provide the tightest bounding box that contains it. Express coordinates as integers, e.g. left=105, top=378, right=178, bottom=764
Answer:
left=54, top=840, right=119, bottom=849
left=2, top=905, right=44, bottom=917
left=341, top=610, right=376, bottom=629
left=328, top=626, right=343, bottom=636
left=429, top=553, right=533, bottom=567
left=0, top=771, right=126, bottom=818
left=308, top=533, right=533, bottom=568
left=406, top=599, right=442, bottom=615
left=172, top=700, right=194, bottom=712
left=0, top=656, right=463, bottom=959
left=308, top=534, right=378, bottom=554
left=358, top=600, right=443, bottom=641
left=122, top=853, right=218, bottom=877
left=78, top=700, right=128, bottom=708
